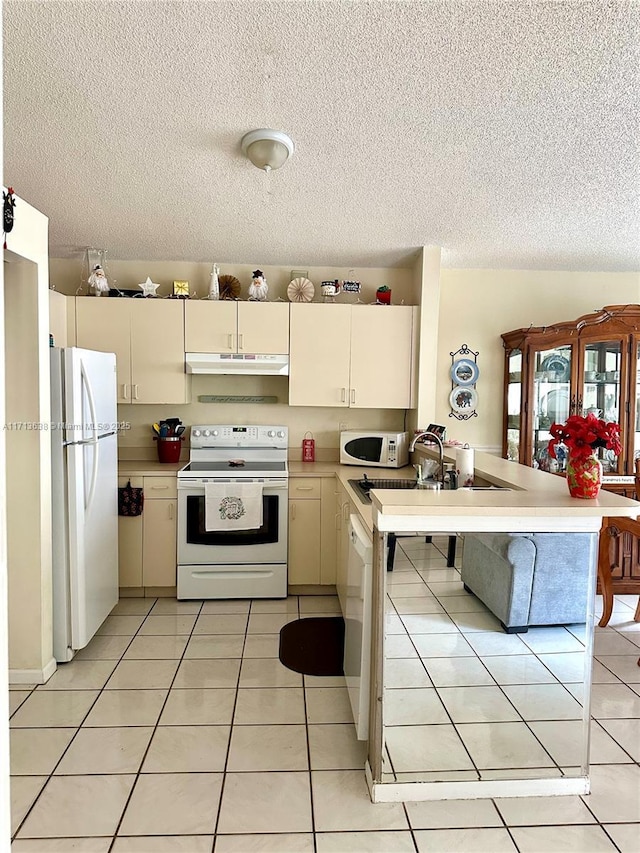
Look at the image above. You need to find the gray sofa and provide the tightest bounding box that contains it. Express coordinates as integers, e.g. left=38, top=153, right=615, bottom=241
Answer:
left=460, top=532, right=595, bottom=633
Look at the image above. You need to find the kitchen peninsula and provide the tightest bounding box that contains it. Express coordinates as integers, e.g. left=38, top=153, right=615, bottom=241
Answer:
left=365, top=449, right=640, bottom=804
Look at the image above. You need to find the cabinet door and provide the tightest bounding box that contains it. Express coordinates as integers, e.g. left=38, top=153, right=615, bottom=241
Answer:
left=579, top=337, right=625, bottom=474
left=117, top=477, right=143, bottom=587
left=288, top=499, right=321, bottom=584
left=289, top=304, right=351, bottom=406
left=335, top=487, right=351, bottom=612
left=130, top=300, right=187, bottom=403
left=528, top=343, right=575, bottom=470
left=142, top=499, right=177, bottom=587
left=504, top=348, right=524, bottom=463
left=185, top=301, right=237, bottom=353
left=349, top=306, right=413, bottom=408
left=237, top=302, right=289, bottom=354
left=320, top=478, right=338, bottom=585
left=76, top=299, right=132, bottom=402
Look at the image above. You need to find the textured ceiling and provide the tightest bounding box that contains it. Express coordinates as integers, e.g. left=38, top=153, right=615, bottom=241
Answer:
left=4, top=0, right=640, bottom=270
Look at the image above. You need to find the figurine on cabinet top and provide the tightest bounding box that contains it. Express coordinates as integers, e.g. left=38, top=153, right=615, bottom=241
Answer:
left=88, top=264, right=109, bottom=296
left=208, top=264, right=220, bottom=300
left=249, top=269, right=268, bottom=301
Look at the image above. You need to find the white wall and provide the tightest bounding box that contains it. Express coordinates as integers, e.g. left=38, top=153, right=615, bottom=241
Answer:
left=3, top=195, right=54, bottom=682
left=435, top=268, right=640, bottom=450
left=49, top=258, right=415, bottom=302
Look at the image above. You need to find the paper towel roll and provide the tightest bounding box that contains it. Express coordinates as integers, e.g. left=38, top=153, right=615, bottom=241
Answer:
left=456, top=444, right=474, bottom=487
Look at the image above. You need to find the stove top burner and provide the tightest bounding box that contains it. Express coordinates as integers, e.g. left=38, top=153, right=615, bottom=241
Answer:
left=182, top=425, right=289, bottom=480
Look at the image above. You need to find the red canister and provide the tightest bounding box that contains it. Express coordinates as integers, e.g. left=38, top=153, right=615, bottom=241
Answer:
left=302, top=431, right=315, bottom=462
left=155, top=436, right=182, bottom=463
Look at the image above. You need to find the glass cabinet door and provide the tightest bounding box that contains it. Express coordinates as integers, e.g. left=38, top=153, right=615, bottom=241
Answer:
left=506, top=349, right=522, bottom=462
left=631, top=341, right=640, bottom=469
left=531, top=344, right=573, bottom=471
left=580, top=340, right=623, bottom=474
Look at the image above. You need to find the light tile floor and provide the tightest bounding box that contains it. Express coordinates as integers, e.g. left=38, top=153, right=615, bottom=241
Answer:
left=8, top=536, right=640, bottom=852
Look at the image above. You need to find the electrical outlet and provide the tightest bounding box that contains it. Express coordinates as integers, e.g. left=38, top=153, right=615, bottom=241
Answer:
left=339, top=422, right=348, bottom=431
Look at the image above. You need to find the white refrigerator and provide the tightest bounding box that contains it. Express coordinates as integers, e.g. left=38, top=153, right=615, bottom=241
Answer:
left=51, top=347, right=119, bottom=662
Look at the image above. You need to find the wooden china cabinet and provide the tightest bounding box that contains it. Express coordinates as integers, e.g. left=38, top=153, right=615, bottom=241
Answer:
left=502, top=305, right=640, bottom=600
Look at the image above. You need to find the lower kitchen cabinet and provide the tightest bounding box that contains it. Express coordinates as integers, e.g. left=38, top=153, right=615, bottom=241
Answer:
left=288, top=476, right=337, bottom=587
left=335, top=481, right=354, bottom=611
left=118, top=475, right=177, bottom=591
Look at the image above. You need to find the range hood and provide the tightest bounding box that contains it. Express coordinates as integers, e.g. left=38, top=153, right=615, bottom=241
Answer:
left=185, top=353, right=289, bottom=376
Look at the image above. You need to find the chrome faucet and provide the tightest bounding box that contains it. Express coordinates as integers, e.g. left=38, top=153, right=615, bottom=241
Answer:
left=409, top=431, right=445, bottom=486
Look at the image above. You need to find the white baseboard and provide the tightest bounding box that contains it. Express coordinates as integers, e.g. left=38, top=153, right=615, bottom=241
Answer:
left=9, top=657, right=57, bottom=685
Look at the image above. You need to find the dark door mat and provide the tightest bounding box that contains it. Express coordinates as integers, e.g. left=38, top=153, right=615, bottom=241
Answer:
left=279, top=616, right=345, bottom=676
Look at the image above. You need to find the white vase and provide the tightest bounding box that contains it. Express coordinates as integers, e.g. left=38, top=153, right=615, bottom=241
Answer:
left=208, top=264, right=220, bottom=300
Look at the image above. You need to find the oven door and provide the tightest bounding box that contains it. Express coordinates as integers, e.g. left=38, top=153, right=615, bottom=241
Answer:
left=178, top=477, right=288, bottom=566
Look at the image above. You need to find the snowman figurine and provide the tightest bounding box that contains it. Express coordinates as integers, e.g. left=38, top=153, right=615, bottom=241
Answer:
left=249, top=269, right=268, bottom=301
left=88, top=264, right=109, bottom=296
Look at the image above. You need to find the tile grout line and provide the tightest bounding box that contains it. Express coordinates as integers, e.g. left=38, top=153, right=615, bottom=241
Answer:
left=107, top=597, right=206, bottom=852
left=11, top=598, right=160, bottom=843
left=300, top=596, right=320, bottom=853
left=211, top=599, right=255, bottom=846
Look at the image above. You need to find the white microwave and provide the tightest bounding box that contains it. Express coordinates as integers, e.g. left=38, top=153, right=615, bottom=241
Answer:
left=340, top=431, right=409, bottom=468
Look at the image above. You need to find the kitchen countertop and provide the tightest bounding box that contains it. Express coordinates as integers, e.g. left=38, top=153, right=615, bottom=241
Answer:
left=119, top=452, right=638, bottom=535
left=371, top=446, right=640, bottom=534
left=118, top=460, right=184, bottom=477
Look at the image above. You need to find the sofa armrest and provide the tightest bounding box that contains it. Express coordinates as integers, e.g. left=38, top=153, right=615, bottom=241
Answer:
left=461, top=534, right=536, bottom=627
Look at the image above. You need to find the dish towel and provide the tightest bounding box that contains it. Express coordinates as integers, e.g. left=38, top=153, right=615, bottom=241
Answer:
left=204, top=482, right=264, bottom=532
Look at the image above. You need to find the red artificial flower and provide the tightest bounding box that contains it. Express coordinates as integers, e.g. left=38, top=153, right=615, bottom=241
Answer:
left=548, top=413, right=622, bottom=462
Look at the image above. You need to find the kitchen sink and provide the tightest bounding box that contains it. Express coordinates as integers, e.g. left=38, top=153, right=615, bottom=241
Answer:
left=460, top=485, right=512, bottom=490
left=348, top=478, right=512, bottom=503
left=348, top=478, right=418, bottom=503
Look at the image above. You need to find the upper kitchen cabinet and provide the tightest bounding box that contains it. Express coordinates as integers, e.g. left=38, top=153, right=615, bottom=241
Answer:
left=289, top=304, right=414, bottom=408
left=349, top=305, right=413, bottom=408
left=502, top=305, right=640, bottom=489
left=289, top=304, right=351, bottom=406
left=185, top=300, right=289, bottom=354
left=76, top=298, right=187, bottom=404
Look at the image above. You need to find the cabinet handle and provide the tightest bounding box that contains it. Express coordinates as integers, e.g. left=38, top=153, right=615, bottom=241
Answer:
left=238, top=334, right=244, bottom=350
left=228, top=334, right=233, bottom=349
left=351, top=388, right=356, bottom=404
left=342, top=503, right=349, bottom=521
left=122, top=383, right=129, bottom=401
left=291, top=503, right=296, bottom=520
left=151, top=485, right=169, bottom=490
left=336, top=512, right=341, bottom=531
left=341, top=387, right=346, bottom=402
left=168, top=503, right=174, bottom=520
left=296, top=487, right=313, bottom=491
left=133, top=384, right=139, bottom=400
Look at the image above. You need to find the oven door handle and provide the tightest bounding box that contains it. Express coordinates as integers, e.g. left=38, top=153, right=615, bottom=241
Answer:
left=178, top=480, right=288, bottom=491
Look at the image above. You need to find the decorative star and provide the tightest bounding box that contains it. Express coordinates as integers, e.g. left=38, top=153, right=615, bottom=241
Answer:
left=252, top=269, right=264, bottom=278
left=138, top=276, right=159, bottom=297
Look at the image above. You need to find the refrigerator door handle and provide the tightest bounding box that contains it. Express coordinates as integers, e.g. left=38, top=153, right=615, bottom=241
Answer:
left=81, top=361, right=100, bottom=511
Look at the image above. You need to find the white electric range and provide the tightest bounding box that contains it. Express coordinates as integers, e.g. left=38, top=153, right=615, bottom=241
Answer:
left=177, top=425, right=289, bottom=599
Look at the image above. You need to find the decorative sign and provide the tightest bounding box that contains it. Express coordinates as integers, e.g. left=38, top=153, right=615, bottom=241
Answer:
left=197, top=395, right=278, bottom=404
left=173, top=280, right=190, bottom=297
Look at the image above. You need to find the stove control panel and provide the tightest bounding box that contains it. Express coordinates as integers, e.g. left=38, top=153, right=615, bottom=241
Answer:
left=190, top=425, right=288, bottom=449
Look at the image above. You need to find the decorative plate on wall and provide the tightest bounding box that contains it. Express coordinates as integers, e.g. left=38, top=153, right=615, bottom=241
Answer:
left=449, top=385, right=478, bottom=414
left=219, top=275, right=241, bottom=300
left=287, top=277, right=315, bottom=303
left=450, top=358, right=479, bottom=386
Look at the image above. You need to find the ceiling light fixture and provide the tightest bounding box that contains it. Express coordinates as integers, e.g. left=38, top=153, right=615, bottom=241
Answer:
left=241, top=128, right=294, bottom=172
